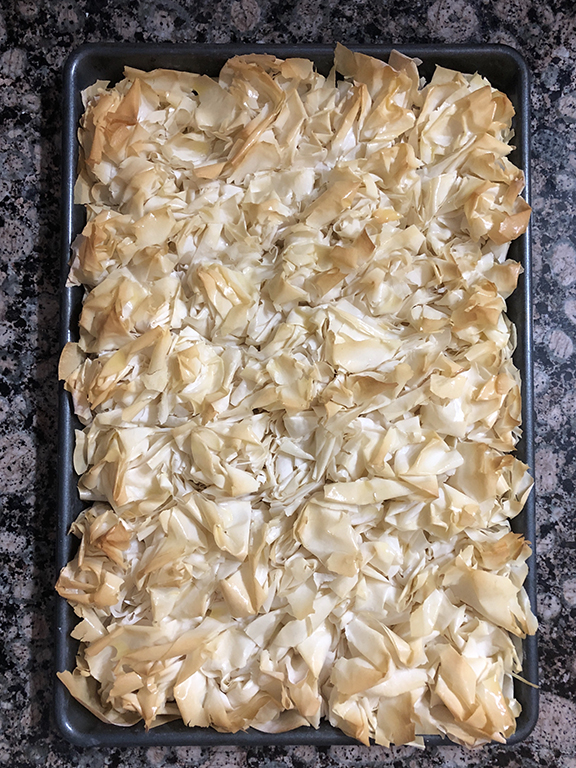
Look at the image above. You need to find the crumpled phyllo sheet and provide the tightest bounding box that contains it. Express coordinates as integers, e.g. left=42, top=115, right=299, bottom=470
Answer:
left=67, top=209, right=181, bottom=288
left=58, top=47, right=536, bottom=748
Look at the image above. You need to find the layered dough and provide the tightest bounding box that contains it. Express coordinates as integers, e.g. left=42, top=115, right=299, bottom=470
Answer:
left=57, top=45, right=536, bottom=747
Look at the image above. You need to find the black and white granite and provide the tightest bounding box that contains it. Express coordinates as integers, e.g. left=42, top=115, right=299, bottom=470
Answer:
left=1, top=1, right=575, bottom=765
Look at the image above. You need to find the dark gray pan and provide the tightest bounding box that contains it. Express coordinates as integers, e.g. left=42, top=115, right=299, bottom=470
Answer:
left=57, top=43, right=537, bottom=748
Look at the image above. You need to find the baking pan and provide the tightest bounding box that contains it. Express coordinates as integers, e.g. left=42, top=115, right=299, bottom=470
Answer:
left=57, top=43, right=537, bottom=748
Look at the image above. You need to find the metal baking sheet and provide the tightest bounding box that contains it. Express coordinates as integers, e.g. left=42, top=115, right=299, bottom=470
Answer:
left=56, top=43, right=537, bottom=748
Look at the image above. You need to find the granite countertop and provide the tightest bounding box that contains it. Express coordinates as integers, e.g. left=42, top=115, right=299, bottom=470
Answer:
left=1, top=0, right=575, bottom=766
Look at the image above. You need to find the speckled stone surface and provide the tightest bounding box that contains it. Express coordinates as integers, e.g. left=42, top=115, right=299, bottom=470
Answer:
left=1, top=0, right=575, bottom=766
